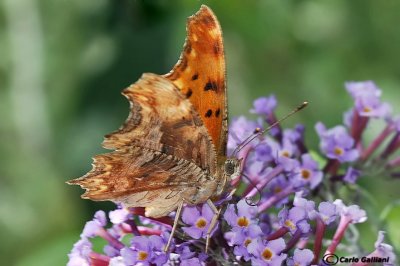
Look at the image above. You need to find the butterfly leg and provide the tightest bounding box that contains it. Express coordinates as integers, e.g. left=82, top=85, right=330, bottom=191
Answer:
left=164, top=200, right=184, bottom=252
left=205, top=199, right=221, bottom=253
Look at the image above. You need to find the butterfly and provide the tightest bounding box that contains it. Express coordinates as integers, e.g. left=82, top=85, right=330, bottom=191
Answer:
left=68, top=5, right=242, bottom=251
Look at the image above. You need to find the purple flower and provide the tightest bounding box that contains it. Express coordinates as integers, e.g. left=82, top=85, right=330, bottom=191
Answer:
left=225, top=224, right=263, bottom=261
left=355, top=95, right=391, bottom=118
left=122, top=237, right=152, bottom=266
left=67, top=238, right=92, bottom=266
left=315, top=122, right=359, bottom=162
left=250, top=95, right=277, bottom=116
left=250, top=95, right=282, bottom=137
left=82, top=210, right=107, bottom=238
left=333, top=199, right=367, bottom=224
left=283, top=125, right=305, bottom=143
left=270, top=137, right=299, bottom=159
left=264, top=175, right=291, bottom=207
left=228, top=116, right=261, bottom=153
left=346, top=81, right=391, bottom=118
left=270, top=137, right=299, bottom=172
left=248, top=238, right=287, bottom=266
left=373, top=231, right=396, bottom=265
left=343, top=167, right=361, bottom=184
left=293, top=154, right=323, bottom=189
left=152, top=236, right=169, bottom=265
left=109, top=208, right=131, bottom=224
left=286, top=248, right=314, bottom=266
left=267, top=137, right=300, bottom=171
left=223, top=199, right=266, bottom=260
left=345, top=81, right=382, bottom=99
left=293, top=192, right=317, bottom=220
left=317, top=201, right=338, bottom=225
left=254, top=141, right=274, bottom=162
left=121, top=247, right=138, bottom=266
left=244, top=160, right=274, bottom=183
left=278, top=207, right=309, bottom=234
left=122, top=235, right=167, bottom=266
left=182, top=204, right=216, bottom=239
left=224, top=199, right=258, bottom=229
left=224, top=202, right=261, bottom=256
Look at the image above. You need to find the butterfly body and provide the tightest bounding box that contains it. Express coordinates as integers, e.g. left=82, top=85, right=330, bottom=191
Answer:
left=67, top=6, right=240, bottom=220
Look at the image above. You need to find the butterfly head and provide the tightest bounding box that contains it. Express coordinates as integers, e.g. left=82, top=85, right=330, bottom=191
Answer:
left=224, top=158, right=241, bottom=178
left=215, top=157, right=241, bottom=196
left=215, top=157, right=242, bottom=196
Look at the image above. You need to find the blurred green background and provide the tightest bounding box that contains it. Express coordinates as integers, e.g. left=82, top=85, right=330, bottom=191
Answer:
left=1, top=0, right=400, bottom=265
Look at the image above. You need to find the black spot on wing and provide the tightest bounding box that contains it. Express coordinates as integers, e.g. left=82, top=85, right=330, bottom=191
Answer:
left=205, top=109, right=212, bottom=117
left=204, top=81, right=218, bottom=92
left=186, top=88, right=193, bottom=98
left=191, top=73, right=199, bottom=80
left=215, top=108, right=220, bottom=117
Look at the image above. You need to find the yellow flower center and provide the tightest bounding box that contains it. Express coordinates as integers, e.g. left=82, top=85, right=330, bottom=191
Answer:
left=262, top=248, right=274, bottom=261
left=244, top=238, right=252, bottom=247
left=301, top=169, right=311, bottom=179
left=196, top=218, right=207, bottom=229
left=274, top=186, right=282, bottom=194
left=363, top=106, right=371, bottom=113
left=138, top=251, right=148, bottom=261
left=284, top=219, right=296, bottom=230
left=334, top=147, right=343, bottom=156
left=281, top=151, right=290, bottom=157
left=237, top=216, right=249, bottom=227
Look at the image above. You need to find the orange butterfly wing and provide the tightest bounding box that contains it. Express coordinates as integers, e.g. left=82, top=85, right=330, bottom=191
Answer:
left=68, top=6, right=228, bottom=217
left=164, top=5, right=227, bottom=161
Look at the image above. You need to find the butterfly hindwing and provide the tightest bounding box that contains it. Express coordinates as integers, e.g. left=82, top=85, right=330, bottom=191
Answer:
left=68, top=146, right=207, bottom=217
left=68, top=74, right=218, bottom=217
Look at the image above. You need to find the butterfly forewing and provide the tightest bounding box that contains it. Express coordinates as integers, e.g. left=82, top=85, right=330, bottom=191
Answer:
left=164, top=5, right=227, bottom=162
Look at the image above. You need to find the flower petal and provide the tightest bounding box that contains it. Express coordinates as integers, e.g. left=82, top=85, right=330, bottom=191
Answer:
left=182, top=206, right=200, bottom=225
left=182, top=226, right=203, bottom=239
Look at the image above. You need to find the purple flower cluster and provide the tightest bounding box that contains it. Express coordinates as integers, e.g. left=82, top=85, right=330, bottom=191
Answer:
left=69, top=81, right=398, bottom=265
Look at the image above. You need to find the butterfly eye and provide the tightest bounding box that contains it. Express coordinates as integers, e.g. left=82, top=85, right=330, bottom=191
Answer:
left=224, top=160, right=235, bottom=176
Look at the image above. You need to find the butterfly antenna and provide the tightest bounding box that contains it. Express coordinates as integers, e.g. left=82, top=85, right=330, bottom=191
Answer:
left=241, top=172, right=262, bottom=206
left=233, top=101, right=308, bottom=156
